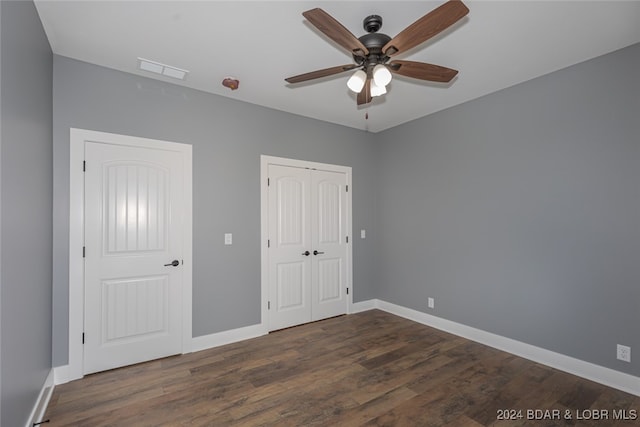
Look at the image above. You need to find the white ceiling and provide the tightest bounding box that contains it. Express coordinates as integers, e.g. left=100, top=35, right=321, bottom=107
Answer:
left=34, top=0, right=640, bottom=133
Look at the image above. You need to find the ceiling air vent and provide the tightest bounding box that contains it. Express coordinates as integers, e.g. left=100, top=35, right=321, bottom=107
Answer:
left=137, top=58, right=188, bottom=81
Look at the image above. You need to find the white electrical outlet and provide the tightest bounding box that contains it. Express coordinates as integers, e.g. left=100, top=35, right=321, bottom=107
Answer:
left=428, top=297, right=435, bottom=309
left=224, top=233, right=232, bottom=245
left=617, top=344, right=631, bottom=362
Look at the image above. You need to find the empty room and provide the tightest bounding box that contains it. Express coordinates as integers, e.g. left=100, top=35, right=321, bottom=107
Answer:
left=1, top=0, right=639, bottom=426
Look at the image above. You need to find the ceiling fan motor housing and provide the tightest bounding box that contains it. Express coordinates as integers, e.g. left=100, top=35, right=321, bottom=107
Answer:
left=355, top=31, right=392, bottom=66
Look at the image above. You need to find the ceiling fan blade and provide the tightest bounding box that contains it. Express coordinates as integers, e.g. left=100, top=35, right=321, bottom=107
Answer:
left=285, top=64, right=358, bottom=84
left=383, top=0, right=469, bottom=57
left=357, top=79, right=372, bottom=106
left=389, top=60, right=458, bottom=82
left=303, top=8, right=369, bottom=57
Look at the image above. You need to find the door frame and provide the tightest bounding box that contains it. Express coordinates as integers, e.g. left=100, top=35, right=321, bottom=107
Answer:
left=260, top=155, right=354, bottom=331
left=65, top=128, right=192, bottom=381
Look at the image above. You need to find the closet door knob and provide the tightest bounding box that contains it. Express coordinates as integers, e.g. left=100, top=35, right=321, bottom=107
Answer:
left=313, top=250, right=324, bottom=255
left=164, top=260, right=180, bottom=267
left=302, top=251, right=311, bottom=256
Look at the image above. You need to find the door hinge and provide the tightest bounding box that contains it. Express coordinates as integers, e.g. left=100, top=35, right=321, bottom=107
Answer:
left=82, top=246, right=86, bottom=258
left=346, top=236, right=349, bottom=243
left=267, top=239, right=270, bottom=248
left=346, top=185, right=348, bottom=192
left=82, top=333, right=85, bottom=344
left=83, top=160, right=86, bottom=172
left=267, top=178, right=270, bottom=186
left=347, top=287, right=349, bottom=295
left=268, top=301, right=271, bottom=310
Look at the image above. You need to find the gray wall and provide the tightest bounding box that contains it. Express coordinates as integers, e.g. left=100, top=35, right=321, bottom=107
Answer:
left=0, top=1, right=53, bottom=425
left=51, top=39, right=639, bottom=378
left=374, top=43, right=640, bottom=376
left=1, top=3, right=3, bottom=421
left=52, top=56, right=378, bottom=366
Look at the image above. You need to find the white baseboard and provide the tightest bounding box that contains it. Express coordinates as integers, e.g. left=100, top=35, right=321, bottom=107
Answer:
left=190, top=302, right=378, bottom=354
left=53, top=363, right=77, bottom=385
left=51, top=300, right=638, bottom=399
left=26, top=369, right=55, bottom=427
left=373, top=299, right=640, bottom=397
left=52, top=324, right=268, bottom=385
left=191, top=323, right=267, bottom=353
left=350, top=299, right=377, bottom=313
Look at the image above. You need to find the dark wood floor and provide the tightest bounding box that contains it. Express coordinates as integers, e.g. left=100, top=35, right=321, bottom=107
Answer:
left=44, top=310, right=639, bottom=426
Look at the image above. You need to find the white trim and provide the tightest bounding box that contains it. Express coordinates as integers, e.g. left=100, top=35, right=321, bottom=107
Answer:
left=349, top=299, right=377, bottom=314
left=53, top=365, right=72, bottom=385
left=191, top=324, right=268, bottom=353
left=68, top=129, right=85, bottom=381
left=26, top=369, right=54, bottom=427
left=371, top=299, right=640, bottom=397
left=56, top=296, right=640, bottom=397
left=181, top=141, right=193, bottom=355
left=346, top=170, right=354, bottom=313
left=260, top=155, right=353, bottom=331
left=68, top=128, right=193, bottom=381
left=260, top=157, right=269, bottom=329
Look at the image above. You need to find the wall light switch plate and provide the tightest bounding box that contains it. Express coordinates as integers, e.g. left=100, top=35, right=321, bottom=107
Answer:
left=224, top=233, right=232, bottom=245
left=361, top=229, right=366, bottom=239
left=428, top=297, right=435, bottom=309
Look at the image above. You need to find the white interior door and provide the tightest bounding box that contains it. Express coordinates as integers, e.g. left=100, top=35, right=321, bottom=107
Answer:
left=84, top=141, right=184, bottom=374
left=267, top=163, right=348, bottom=331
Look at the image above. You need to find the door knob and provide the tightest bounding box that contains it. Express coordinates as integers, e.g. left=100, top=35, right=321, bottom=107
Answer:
left=302, top=251, right=311, bottom=256
left=313, top=250, right=325, bottom=255
left=164, top=260, right=180, bottom=267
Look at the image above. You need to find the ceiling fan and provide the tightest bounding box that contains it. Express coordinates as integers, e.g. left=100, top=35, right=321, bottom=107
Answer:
left=285, top=0, right=469, bottom=106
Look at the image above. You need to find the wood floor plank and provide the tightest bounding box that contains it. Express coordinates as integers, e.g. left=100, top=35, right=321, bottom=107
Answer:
left=44, top=310, right=640, bottom=426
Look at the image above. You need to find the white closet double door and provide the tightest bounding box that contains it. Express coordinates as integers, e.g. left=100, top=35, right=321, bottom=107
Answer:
left=268, top=164, right=348, bottom=331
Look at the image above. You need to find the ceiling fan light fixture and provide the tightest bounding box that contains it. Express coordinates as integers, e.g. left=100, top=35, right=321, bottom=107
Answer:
left=347, top=69, right=367, bottom=93
left=373, top=64, right=392, bottom=87
left=287, top=2, right=470, bottom=106
left=370, top=80, right=387, bottom=97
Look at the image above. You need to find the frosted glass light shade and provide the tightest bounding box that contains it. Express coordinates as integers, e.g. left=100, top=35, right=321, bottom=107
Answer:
left=370, top=80, right=387, bottom=97
left=373, top=64, right=392, bottom=87
left=347, top=70, right=367, bottom=93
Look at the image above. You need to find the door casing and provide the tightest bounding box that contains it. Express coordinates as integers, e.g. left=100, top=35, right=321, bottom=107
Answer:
left=64, top=128, right=192, bottom=382
left=260, top=155, right=354, bottom=331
